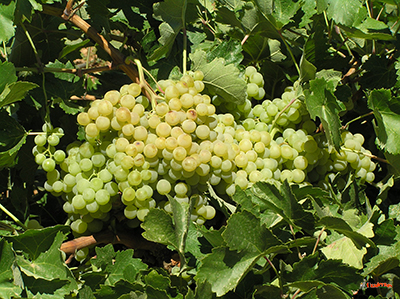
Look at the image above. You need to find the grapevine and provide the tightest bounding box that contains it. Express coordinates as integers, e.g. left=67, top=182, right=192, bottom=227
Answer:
left=32, top=63, right=376, bottom=245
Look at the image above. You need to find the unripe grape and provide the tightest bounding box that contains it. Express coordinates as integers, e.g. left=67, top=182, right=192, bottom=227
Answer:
left=42, top=158, right=56, bottom=172
left=34, top=134, right=47, bottom=146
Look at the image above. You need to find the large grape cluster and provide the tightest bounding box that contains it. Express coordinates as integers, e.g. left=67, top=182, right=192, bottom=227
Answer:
left=33, top=68, right=376, bottom=237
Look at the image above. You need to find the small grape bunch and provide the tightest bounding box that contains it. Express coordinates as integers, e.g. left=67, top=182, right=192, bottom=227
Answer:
left=32, top=123, right=66, bottom=173
left=244, top=66, right=266, bottom=101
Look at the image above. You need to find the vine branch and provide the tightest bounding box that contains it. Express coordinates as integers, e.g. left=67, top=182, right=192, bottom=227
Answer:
left=41, top=5, right=140, bottom=84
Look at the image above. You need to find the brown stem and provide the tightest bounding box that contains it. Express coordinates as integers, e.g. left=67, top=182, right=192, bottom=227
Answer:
left=312, top=227, right=325, bottom=255
left=60, top=229, right=157, bottom=255
left=16, top=65, right=117, bottom=76
left=41, top=5, right=140, bottom=84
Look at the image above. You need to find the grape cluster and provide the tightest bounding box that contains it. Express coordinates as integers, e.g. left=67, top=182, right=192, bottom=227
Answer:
left=244, top=66, right=266, bottom=101
left=32, top=124, right=65, bottom=173
left=35, top=68, right=376, bottom=237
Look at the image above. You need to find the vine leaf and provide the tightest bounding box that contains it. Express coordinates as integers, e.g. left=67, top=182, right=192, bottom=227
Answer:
left=0, top=1, right=16, bottom=42
left=0, top=239, right=21, bottom=299
left=361, top=56, right=396, bottom=89
left=150, top=0, right=199, bottom=61
left=251, top=181, right=315, bottom=231
left=141, top=196, right=193, bottom=267
left=362, top=242, right=400, bottom=277
left=319, top=217, right=375, bottom=269
left=0, top=61, right=18, bottom=91
left=0, top=81, right=38, bottom=108
left=190, top=50, right=247, bottom=105
left=284, top=253, right=362, bottom=292
left=196, top=211, right=288, bottom=296
left=325, top=0, right=366, bottom=27
left=105, top=250, right=148, bottom=286
left=0, top=110, right=28, bottom=170
left=252, top=0, right=301, bottom=30
left=15, top=231, right=78, bottom=297
left=304, top=77, right=345, bottom=151
left=4, top=225, right=70, bottom=260
left=368, top=89, right=400, bottom=155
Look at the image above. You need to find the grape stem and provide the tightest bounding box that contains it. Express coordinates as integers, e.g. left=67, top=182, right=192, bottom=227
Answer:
left=131, top=58, right=163, bottom=110
left=342, top=111, right=374, bottom=130
left=16, top=65, right=118, bottom=76
left=289, top=224, right=303, bottom=260
left=0, top=203, right=28, bottom=230
left=312, top=227, right=325, bottom=255
left=278, top=31, right=301, bottom=77
left=269, top=96, right=298, bottom=139
left=341, top=148, right=388, bottom=164
left=264, top=256, right=284, bottom=296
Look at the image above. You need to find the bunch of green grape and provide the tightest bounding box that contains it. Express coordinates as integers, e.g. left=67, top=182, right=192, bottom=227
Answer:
left=32, top=124, right=66, bottom=178
left=244, top=66, right=266, bottom=101
left=34, top=68, right=377, bottom=239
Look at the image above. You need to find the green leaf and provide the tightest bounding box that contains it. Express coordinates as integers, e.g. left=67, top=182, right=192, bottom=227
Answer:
left=142, top=196, right=192, bottom=265
left=315, top=259, right=363, bottom=290
left=206, top=39, right=243, bottom=66
left=317, top=216, right=375, bottom=249
left=196, top=211, right=288, bottom=296
left=321, top=233, right=367, bottom=269
left=91, top=243, right=116, bottom=270
left=59, top=39, right=91, bottom=59
left=95, top=280, right=142, bottom=299
left=150, top=0, right=199, bottom=60
left=361, top=56, right=397, bottom=89
left=21, top=273, right=69, bottom=297
left=0, top=1, right=15, bottom=42
left=300, top=0, right=318, bottom=27
left=197, top=225, right=226, bottom=248
left=190, top=50, right=247, bottom=105
left=78, top=285, right=95, bottom=299
left=315, top=284, right=351, bottom=299
left=0, top=61, right=17, bottom=92
left=238, top=2, right=280, bottom=39
left=144, top=270, right=170, bottom=291
left=196, top=246, right=261, bottom=297
left=0, top=239, right=21, bottom=299
left=16, top=231, right=78, bottom=296
left=341, top=17, right=394, bottom=41
left=372, top=219, right=397, bottom=245
left=222, top=211, right=283, bottom=253
left=242, top=35, right=286, bottom=63
left=46, top=60, right=77, bottom=82
left=5, top=225, right=70, bottom=260
left=191, top=279, right=213, bottom=299
left=86, top=0, right=111, bottom=33
left=368, top=89, right=400, bottom=155
left=252, top=284, right=282, bottom=299
left=185, top=222, right=204, bottom=260
left=0, top=110, right=27, bottom=169
left=0, top=81, right=38, bottom=108
left=252, top=0, right=300, bottom=30
left=105, top=249, right=148, bottom=285
left=326, top=0, right=365, bottom=26
left=363, top=242, right=400, bottom=276
left=304, top=77, right=344, bottom=151
left=251, top=181, right=315, bottom=231
left=284, top=253, right=319, bottom=283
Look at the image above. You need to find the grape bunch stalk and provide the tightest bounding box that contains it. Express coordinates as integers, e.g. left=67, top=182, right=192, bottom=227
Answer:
left=32, top=64, right=377, bottom=252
